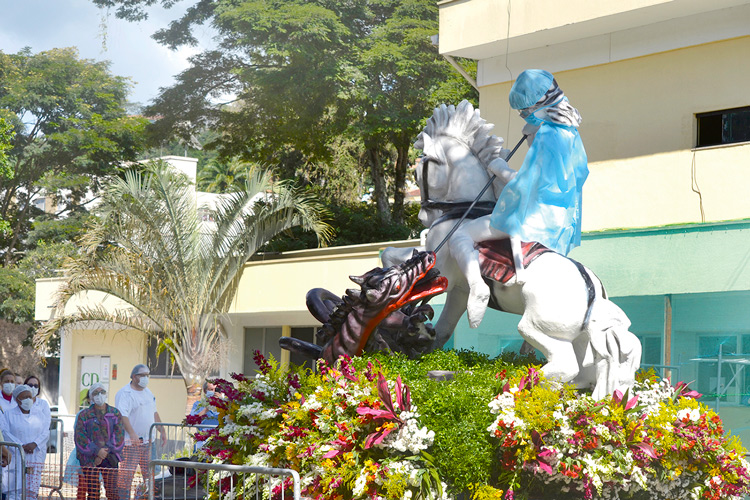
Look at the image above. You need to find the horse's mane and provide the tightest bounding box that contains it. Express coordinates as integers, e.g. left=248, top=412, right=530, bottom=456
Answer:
left=415, top=100, right=505, bottom=167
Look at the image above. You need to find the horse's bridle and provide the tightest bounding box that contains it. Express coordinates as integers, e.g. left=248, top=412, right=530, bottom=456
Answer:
left=419, top=158, right=495, bottom=228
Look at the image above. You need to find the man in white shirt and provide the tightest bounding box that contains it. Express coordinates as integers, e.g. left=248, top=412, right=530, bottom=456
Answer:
left=115, top=364, right=166, bottom=500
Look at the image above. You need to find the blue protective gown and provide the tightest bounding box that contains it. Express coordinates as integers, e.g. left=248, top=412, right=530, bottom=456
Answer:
left=489, top=121, right=588, bottom=256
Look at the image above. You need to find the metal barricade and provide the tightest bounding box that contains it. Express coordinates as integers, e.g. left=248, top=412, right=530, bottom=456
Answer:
left=40, top=418, right=65, bottom=500
left=148, top=460, right=301, bottom=500
left=1, top=440, right=28, bottom=500
left=148, top=423, right=216, bottom=463
left=146, top=423, right=300, bottom=500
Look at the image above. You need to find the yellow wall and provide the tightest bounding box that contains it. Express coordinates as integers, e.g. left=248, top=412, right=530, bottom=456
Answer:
left=44, top=241, right=423, bottom=424
left=63, top=329, right=187, bottom=424
left=477, top=37, right=750, bottom=230
left=231, top=240, right=421, bottom=317
left=438, top=0, right=746, bottom=58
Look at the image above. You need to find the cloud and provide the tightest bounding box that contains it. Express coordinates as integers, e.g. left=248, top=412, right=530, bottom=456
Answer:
left=0, top=0, right=214, bottom=105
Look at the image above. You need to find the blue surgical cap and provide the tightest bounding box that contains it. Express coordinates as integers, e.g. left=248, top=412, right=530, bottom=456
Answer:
left=509, top=69, right=555, bottom=110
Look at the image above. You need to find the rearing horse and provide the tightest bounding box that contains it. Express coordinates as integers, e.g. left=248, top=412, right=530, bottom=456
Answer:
left=383, top=101, right=641, bottom=399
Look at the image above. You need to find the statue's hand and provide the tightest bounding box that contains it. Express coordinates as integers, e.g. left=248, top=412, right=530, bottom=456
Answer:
left=522, top=122, right=540, bottom=146
left=487, top=158, right=515, bottom=183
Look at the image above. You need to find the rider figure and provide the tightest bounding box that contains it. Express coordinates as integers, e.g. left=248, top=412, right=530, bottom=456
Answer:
left=448, top=69, right=588, bottom=328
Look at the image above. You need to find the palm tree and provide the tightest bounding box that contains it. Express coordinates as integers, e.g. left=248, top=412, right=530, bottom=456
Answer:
left=197, top=157, right=253, bottom=193
left=35, top=160, right=331, bottom=413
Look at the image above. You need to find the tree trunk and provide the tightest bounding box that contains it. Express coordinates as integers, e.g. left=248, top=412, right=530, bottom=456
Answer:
left=185, top=381, right=202, bottom=417
left=366, top=144, right=391, bottom=224
left=391, top=144, right=410, bottom=225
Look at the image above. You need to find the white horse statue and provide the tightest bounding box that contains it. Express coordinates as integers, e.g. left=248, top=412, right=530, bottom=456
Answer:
left=383, top=101, right=641, bottom=400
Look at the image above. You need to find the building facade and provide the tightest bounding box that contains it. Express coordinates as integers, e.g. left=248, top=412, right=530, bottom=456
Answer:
left=436, top=0, right=750, bottom=442
left=36, top=0, right=750, bottom=441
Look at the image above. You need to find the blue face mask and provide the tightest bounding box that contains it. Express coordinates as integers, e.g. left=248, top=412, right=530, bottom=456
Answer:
left=523, top=112, right=543, bottom=127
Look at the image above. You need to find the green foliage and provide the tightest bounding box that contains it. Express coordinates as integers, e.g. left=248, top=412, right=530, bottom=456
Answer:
left=353, top=350, right=540, bottom=495
left=264, top=200, right=422, bottom=251
left=197, top=157, right=254, bottom=193
left=0, top=48, right=148, bottom=264
left=35, top=162, right=331, bottom=394
left=0, top=266, right=34, bottom=324
left=99, top=0, right=476, bottom=227
left=0, top=116, right=14, bottom=235
left=0, top=116, right=13, bottom=179
left=26, top=211, right=91, bottom=248
left=17, top=240, right=78, bottom=280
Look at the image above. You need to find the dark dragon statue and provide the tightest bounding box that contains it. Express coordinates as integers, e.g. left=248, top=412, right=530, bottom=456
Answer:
left=279, top=250, right=448, bottom=363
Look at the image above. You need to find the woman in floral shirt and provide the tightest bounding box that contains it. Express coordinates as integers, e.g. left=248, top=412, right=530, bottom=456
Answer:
left=74, top=383, right=125, bottom=500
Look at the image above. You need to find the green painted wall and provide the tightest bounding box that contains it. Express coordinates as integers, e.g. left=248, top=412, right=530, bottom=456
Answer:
left=568, top=220, right=750, bottom=297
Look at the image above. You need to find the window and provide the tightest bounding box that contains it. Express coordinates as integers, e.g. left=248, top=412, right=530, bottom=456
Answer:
left=634, top=334, right=662, bottom=368
left=243, top=327, right=282, bottom=373
left=696, top=106, right=750, bottom=147
left=147, top=338, right=182, bottom=378
left=693, top=335, right=750, bottom=406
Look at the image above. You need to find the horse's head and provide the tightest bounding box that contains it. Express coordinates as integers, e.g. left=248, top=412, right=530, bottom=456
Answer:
left=414, top=101, right=506, bottom=227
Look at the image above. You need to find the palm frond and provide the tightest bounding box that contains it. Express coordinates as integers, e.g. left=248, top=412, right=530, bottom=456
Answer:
left=35, top=161, right=331, bottom=387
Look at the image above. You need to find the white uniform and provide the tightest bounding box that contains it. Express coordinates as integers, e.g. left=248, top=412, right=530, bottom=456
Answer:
left=0, top=395, right=16, bottom=413
left=2, top=405, right=50, bottom=500
left=115, top=385, right=157, bottom=442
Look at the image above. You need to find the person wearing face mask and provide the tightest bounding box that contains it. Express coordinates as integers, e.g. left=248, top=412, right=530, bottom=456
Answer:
left=75, top=382, right=124, bottom=500
left=447, top=69, right=588, bottom=328
left=115, top=364, right=165, bottom=500
left=0, top=370, right=17, bottom=413
left=189, top=381, right=220, bottom=426
left=24, top=376, right=51, bottom=422
left=2, top=385, right=51, bottom=500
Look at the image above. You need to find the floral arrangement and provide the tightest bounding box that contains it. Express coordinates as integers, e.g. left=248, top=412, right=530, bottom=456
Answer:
left=188, top=352, right=444, bottom=500
left=186, top=351, right=750, bottom=500
left=487, top=367, right=750, bottom=500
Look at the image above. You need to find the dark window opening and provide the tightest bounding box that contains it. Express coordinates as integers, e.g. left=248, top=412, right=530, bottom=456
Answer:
left=697, top=106, right=750, bottom=147
left=147, top=338, right=182, bottom=378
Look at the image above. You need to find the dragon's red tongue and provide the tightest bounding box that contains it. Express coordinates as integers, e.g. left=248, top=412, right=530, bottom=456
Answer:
left=405, top=276, right=448, bottom=304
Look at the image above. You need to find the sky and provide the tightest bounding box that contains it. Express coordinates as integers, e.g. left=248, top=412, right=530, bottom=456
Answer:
left=0, top=0, right=214, bottom=107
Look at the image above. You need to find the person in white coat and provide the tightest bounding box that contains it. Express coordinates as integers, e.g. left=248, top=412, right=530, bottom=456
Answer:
left=0, top=370, right=16, bottom=414
left=24, top=376, right=51, bottom=421
left=2, top=385, right=51, bottom=500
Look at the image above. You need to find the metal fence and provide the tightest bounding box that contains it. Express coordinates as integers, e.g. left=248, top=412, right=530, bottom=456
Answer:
left=41, top=417, right=65, bottom=500
left=146, top=423, right=301, bottom=500
left=148, top=460, right=301, bottom=500
left=1, top=440, right=27, bottom=500
left=4, top=421, right=300, bottom=500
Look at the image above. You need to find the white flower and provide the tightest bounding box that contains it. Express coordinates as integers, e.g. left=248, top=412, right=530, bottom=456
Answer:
left=676, top=408, right=701, bottom=422
left=353, top=469, right=368, bottom=497
left=377, top=414, right=434, bottom=454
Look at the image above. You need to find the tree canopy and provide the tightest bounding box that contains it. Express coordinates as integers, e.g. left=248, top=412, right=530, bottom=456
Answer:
left=94, top=0, right=477, bottom=225
left=0, top=47, right=148, bottom=265
left=35, top=161, right=331, bottom=408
